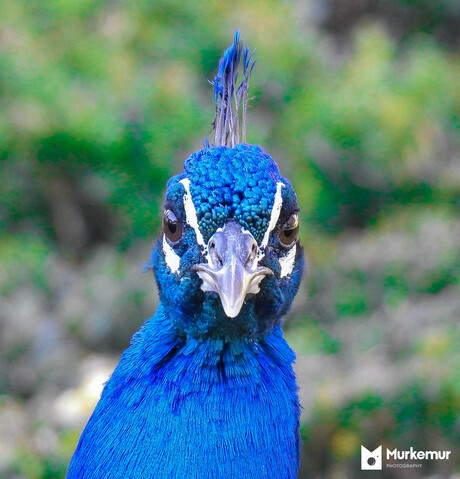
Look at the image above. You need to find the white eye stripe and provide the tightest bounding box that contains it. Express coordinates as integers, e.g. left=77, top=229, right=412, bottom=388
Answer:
left=260, top=181, right=284, bottom=251
left=179, top=178, right=206, bottom=248
left=163, top=235, right=181, bottom=273
left=279, top=243, right=297, bottom=278
left=179, top=178, right=285, bottom=253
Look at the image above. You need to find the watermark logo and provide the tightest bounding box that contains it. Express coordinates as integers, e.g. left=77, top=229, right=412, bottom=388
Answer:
left=361, top=445, right=452, bottom=471
left=361, top=446, right=382, bottom=470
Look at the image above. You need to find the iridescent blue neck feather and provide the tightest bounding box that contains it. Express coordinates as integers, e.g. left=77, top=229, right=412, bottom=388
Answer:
left=68, top=305, right=300, bottom=478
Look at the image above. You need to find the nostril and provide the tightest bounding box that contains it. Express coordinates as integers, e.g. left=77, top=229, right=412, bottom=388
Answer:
left=245, top=241, right=258, bottom=266
left=208, top=239, right=224, bottom=267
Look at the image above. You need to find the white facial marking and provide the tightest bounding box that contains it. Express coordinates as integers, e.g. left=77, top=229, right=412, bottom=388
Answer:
left=279, top=244, right=297, bottom=278
left=196, top=270, right=215, bottom=292
left=247, top=274, right=265, bottom=294
left=163, top=235, right=181, bottom=273
left=260, top=181, right=284, bottom=252
left=179, top=178, right=206, bottom=248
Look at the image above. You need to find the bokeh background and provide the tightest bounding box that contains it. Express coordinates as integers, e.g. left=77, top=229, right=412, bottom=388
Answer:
left=1, top=1, right=459, bottom=478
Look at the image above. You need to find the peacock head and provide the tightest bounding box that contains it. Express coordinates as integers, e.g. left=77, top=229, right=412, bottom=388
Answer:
left=150, top=33, right=304, bottom=340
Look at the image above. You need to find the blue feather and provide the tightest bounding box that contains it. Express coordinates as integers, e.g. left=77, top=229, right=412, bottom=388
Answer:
left=212, top=30, right=256, bottom=147
left=67, top=306, right=300, bottom=478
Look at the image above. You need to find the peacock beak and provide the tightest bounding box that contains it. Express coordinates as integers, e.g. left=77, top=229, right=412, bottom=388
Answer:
left=193, top=220, right=272, bottom=318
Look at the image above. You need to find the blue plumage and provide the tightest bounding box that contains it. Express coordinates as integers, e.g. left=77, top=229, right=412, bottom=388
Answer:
left=68, top=33, right=304, bottom=479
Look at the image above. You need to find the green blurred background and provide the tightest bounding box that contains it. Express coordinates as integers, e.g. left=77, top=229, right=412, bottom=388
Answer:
left=0, top=0, right=459, bottom=477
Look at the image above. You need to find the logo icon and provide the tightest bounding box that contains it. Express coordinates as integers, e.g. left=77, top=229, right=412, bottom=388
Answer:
left=361, top=446, right=382, bottom=470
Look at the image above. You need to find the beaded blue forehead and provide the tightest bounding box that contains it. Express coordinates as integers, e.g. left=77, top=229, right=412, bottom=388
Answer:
left=182, top=144, right=281, bottom=244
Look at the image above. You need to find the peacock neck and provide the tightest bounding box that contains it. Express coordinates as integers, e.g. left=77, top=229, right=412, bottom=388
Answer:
left=68, top=302, right=301, bottom=479
left=143, top=302, right=297, bottom=381
left=132, top=303, right=302, bottom=479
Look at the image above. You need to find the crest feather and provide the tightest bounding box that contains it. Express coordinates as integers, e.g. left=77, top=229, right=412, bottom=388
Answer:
left=212, top=31, right=256, bottom=148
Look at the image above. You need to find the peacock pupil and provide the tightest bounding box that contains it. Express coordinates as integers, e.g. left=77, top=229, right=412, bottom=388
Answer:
left=278, top=212, right=299, bottom=247
left=163, top=209, right=182, bottom=243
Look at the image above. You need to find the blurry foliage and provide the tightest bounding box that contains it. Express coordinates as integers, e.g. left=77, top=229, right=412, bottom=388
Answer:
left=277, top=28, right=459, bottom=232
left=0, top=0, right=459, bottom=478
left=305, top=206, right=460, bottom=325
left=320, top=0, right=460, bottom=49
left=286, top=318, right=341, bottom=355
left=301, top=381, right=460, bottom=477
left=0, top=235, right=51, bottom=295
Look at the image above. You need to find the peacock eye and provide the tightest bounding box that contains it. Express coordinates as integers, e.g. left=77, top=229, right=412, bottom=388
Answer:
left=163, top=209, right=183, bottom=243
left=278, top=212, right=299, bottom=247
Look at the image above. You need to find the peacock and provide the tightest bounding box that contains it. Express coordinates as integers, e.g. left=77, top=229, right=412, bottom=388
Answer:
left=67, top=31, right=304, bottom=479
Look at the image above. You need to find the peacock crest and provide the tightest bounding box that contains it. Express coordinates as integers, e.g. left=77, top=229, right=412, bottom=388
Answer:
left=212, top=30, right=256, bottom=147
